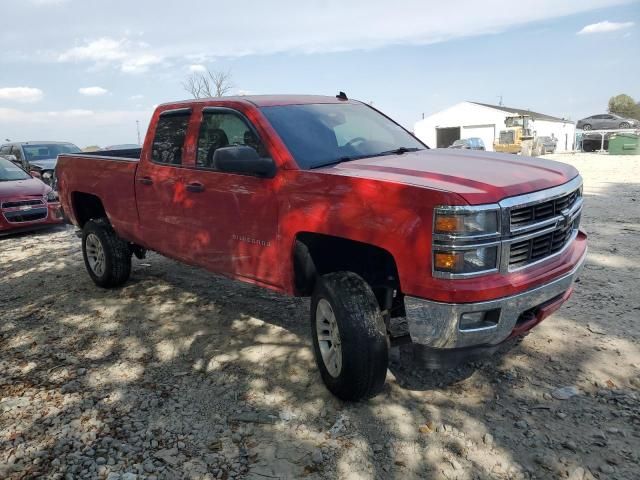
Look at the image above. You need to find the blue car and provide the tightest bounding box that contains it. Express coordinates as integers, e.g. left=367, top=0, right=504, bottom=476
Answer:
left=448, top=137, right=486, bottom=150
left=0, top=141, right=81, bottom=189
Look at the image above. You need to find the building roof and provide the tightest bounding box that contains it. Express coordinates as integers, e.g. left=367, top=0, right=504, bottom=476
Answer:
left=470, top=101, right=573, bottom=124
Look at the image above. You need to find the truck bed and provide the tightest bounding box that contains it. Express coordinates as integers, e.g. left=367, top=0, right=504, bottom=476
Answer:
left=81, top=148, right=142, bottom=160
left=56, top=152, right=140, bottom=240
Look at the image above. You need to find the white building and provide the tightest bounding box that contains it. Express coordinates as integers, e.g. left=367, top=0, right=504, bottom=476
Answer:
left=414, top=101, right=576, bottom=152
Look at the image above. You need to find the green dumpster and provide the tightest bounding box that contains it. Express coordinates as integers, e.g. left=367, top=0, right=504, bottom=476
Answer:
left=608, top=133, right=640, bottom=155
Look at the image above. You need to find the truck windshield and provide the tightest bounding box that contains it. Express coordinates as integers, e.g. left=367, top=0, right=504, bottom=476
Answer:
left=23, top=143, right=81, bottom=161
left=0, top=158, right=30, bottom=181
left=261, top=103, right=425, bottom=169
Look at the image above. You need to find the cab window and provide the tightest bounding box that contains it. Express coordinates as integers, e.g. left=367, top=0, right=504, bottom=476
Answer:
left=196, top=111, right=265, bottom=169
left=151, top=111, right=191, bottom=165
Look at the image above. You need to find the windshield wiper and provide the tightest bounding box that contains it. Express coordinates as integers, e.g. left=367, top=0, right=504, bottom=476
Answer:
left=310, top=147, right=423, bottom=169
left=375, top=147, right=423, bottom=156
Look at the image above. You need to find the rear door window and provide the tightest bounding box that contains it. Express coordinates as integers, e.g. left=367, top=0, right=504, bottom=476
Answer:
left=151, top=111, right=191, bottom=165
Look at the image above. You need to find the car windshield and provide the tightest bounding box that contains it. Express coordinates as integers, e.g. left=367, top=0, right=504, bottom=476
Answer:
left=452, top=140, right=467, bottom=146
left=0, top=158, right=31, bottom=181
left=22, top=143, right=81, bottom=161
left=260, top=103, right=425, bottom=169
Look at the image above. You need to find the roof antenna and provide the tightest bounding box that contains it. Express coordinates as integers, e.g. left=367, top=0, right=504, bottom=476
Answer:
left=336, top=91, right=348, bottom=100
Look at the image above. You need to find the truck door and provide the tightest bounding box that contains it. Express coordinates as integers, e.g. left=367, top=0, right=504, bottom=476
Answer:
left=135, top=108, right=192, bottom=258
left=180, top=107, right=280, bottom=287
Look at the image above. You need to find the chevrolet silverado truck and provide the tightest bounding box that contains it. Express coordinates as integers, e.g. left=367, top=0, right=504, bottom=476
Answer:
left=56, top=94, right=587, bottom=401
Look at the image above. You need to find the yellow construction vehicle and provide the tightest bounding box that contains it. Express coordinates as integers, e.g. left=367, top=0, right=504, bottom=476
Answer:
left=494, top=115, right=537, bottom=155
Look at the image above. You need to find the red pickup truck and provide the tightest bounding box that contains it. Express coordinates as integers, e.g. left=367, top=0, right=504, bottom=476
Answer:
left=57, top=95, right=587, bottom=400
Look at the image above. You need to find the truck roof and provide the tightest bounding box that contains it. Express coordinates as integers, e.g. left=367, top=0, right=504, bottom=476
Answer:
left=159, top=94, right=357, bottom=108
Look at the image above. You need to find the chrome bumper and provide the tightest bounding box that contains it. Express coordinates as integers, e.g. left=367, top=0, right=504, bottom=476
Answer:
left=404, top=249, right=587, bottom=348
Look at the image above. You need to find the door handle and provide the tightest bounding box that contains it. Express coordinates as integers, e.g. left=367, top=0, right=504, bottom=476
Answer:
left=186, top=182, right=204, bottom=193
left=138, top=176, right=153, bottom=186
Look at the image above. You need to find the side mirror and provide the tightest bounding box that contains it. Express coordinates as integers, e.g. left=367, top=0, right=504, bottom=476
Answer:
left=213, top=146, right=276, bottom=178
left=30, top=170, right=42, bottom=178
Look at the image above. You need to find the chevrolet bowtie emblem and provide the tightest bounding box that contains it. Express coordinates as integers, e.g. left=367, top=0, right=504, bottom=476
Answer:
left=559, top=209, right=571, bottom=228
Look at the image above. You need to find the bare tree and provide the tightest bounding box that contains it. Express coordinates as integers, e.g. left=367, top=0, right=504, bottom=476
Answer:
left=182, top=69, right=234, bottom=98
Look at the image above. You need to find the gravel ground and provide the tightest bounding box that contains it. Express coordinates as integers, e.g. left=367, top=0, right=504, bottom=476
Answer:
left=1, top=152, right=639, bottom=480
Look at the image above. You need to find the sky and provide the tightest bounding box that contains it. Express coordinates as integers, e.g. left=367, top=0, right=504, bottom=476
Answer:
left=1, top=0, right=639, bottom=147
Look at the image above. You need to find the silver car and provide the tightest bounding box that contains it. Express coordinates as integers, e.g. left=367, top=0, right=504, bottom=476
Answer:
left=577, top=113, right=638, bottom=131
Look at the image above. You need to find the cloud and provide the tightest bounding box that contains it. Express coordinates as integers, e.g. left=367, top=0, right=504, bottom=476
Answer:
left=578, top=20, right=635, bottom=34
left=45, top=1, right=632, bottom=67
left=79, top=86, right=108, bottom=96
left=0, top=87, right=44, bottom=103
left=58, top=37, right=163, bottom=73
left=0, top=107, right=153, bottom=146
left=129, top=94, right=144, bottom=100
left=0, top=108, right=93, bottom=123
left=188, top=64, right=207, bottom=73
left=29, top=0, right=70, bottom=5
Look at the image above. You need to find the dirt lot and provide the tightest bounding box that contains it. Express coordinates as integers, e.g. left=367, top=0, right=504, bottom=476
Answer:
left=1, top=153, right=639, bottom=480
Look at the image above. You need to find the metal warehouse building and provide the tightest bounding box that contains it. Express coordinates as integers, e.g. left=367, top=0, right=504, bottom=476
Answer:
left=414, top=101, right=576, bottom=152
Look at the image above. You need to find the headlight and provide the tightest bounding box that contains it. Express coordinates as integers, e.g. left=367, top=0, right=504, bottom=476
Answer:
left=46, top=190, right=59, bottom=202
left=434, top=246, right=498, bottom=275
left=42, top=171, right=52, bottom=179
left=434, top=209, right=499, bottom=237
left=433, top=205, right=501, bottom=278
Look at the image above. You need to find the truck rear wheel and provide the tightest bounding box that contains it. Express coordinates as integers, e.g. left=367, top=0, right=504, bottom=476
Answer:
left=82, top=219, right=131, bottom=288
left=310, top=272, right=389, bottom=401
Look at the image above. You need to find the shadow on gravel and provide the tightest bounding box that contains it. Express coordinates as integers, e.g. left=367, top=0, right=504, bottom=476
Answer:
left=0, top=181, right=639, bottom=479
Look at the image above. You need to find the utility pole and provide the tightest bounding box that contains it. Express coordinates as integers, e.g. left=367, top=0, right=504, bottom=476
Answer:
left=498, top=94, right=503, bottom=106
left=136, top=120, right=141, bottom=145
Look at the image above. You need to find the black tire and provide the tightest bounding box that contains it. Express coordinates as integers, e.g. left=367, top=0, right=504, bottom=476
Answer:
left=582, top=124, right=592, bottom=131
left=620, top=122, right=630, bottom=129
left=310, top=272, right=389, bottom=401
left=82, top=218, right=131, bottom=288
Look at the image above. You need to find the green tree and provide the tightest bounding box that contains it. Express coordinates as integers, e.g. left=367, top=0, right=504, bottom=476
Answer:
left=608, top=94, right=640, bottom=120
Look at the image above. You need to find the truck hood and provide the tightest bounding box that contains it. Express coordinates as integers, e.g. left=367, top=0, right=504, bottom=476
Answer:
left=29, top=158, right=57, bottom=170
left=0, top=177, right=49, bottom=200
left=321, top=149, right=579, bottom=204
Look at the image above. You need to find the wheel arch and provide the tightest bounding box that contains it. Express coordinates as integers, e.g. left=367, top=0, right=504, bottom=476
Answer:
left=71, top=192, right=107, bottom=227
left=292, top=232, right=401, bottom=298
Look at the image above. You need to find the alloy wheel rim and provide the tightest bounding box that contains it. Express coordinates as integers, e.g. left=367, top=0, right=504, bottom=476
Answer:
left=85, top=233, right=106, bottom=277
left=315, top=298, right=342, bottom=377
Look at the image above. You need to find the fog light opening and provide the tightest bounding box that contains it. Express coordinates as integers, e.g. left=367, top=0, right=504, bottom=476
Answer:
left=459, top=309, right=499, bottom=331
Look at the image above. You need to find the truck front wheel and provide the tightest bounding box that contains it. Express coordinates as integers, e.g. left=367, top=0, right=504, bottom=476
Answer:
left=82, top=219, right=131, bottom=288
left=311, top=272, right=389, bottom=401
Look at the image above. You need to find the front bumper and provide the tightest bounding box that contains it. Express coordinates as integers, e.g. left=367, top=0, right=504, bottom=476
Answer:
left=0, top=202, right=64, bottom=235
left=404, top=247, right=587, bottom=348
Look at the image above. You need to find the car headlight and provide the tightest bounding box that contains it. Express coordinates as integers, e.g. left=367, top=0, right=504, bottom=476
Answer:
left=46, top=190, right=59, bottom=202
left=434, top=208, right=499, bottom=237
left=42, top=171, right=52, bottom=179
left=433, top=206, right=501, bottom=278
left=434, top=246, right=499, bottom=275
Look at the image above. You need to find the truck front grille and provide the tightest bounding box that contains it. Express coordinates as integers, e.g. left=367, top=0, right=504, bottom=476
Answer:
left=508, top=217, right=580, bottom=269
left=501, top=178, right=583, bottom=271
left=510, top=188, right=580, bottom=229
